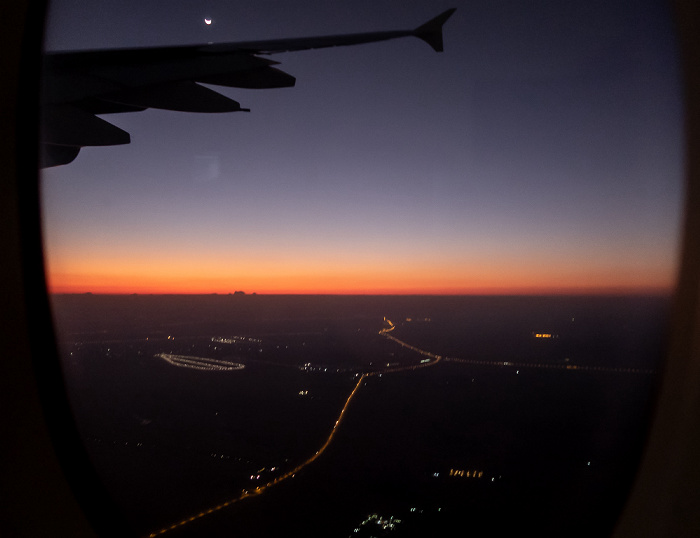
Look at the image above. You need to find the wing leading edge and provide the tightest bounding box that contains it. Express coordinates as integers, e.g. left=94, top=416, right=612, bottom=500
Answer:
left=40, top=8, right=456, bottom=167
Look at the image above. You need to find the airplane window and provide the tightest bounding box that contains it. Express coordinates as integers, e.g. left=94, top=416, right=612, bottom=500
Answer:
left=39, top=1, right=683, bottom=536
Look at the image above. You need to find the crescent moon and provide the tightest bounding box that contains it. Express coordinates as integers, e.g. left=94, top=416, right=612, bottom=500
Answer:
left=204, top=18, right=212, bottom=25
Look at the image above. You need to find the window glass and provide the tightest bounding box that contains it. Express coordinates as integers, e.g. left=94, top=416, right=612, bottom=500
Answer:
left=41, top=1, right=682, bottom=536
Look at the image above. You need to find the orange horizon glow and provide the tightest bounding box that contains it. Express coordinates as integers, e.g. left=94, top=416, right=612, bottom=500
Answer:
left=44, top=240, right=677, bottom=297
left=44, top=256, right=676, bottom=295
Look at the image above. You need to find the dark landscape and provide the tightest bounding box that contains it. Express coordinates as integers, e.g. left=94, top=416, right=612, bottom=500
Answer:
left=50, top=294, right=667, bottom=537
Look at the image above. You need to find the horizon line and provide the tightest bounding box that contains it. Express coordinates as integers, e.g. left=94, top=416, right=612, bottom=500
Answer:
left=49, top=290, right=674, bottom=297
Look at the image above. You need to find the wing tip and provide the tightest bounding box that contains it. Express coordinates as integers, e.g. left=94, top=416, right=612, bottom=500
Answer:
left=414, top=8, right=457, bottom=52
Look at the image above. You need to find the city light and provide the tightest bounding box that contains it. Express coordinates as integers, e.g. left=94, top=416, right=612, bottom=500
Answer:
left=154, top=353, right=244, bottom=371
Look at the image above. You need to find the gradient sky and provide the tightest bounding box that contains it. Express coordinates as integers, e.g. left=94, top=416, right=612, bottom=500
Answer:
left=40, top=0, right=684, bottom=295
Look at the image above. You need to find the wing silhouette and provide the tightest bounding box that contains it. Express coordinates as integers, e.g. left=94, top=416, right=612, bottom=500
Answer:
left=41, top=8, right=455, bottom=167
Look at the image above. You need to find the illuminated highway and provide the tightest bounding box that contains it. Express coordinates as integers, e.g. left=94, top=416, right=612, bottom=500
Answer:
left=371, top=319, right=442, bottom=374
left=374, top=335, right=442, bottom=373
left=147, top=318, right=441, bottom=537
left=444, top=357, right=656, bottom=375
left=148, top=373, right=367, bottom=537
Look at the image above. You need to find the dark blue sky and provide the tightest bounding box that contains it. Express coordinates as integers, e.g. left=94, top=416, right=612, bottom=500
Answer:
left=41, top=1, right=684, bottom=294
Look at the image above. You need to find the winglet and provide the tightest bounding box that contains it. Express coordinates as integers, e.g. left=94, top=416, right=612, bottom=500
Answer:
left=413, top=8, right=456, bottom=52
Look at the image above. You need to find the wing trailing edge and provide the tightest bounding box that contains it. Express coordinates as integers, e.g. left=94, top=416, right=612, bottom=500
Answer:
left=101, top=81, right=249, bottom=113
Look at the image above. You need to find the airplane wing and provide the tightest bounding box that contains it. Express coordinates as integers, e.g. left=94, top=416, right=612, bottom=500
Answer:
left=41, top=8, right=456, bottom=167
